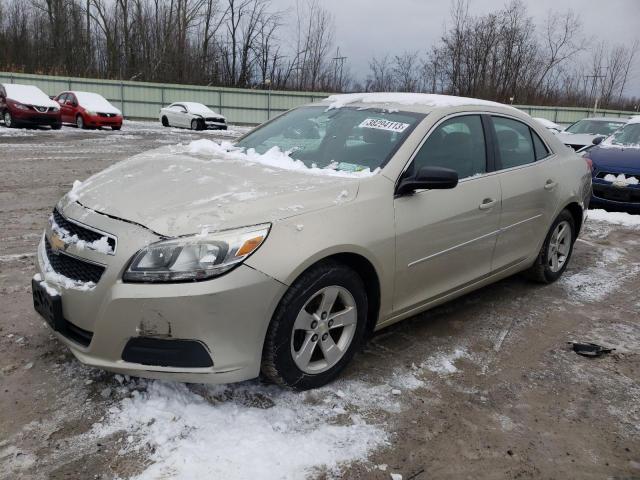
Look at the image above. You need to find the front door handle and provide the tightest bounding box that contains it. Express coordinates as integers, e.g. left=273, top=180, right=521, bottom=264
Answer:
left=544, top=179, right=558, bottom=191
left=479, top=198, right=497, bottom=210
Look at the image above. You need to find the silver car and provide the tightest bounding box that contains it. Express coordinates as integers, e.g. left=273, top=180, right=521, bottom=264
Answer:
left=556, top=116, right=626, bottom=151
left=32, top=93, right=592, bottom=390
left=159, top=102, right=227, bottom=130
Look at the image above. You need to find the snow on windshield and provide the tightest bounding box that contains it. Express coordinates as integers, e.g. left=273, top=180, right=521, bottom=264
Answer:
left=3, top=83, right=58, bottom=107
left=187, top=139, right=379, bottom=178
left=183, top=102, right=220, bottom=116
left=325, top=92, right=511, bottom=110
left=73, top=91, right=121, bottom=115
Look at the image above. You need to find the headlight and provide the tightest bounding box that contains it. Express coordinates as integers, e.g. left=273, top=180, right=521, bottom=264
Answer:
left=12, top=102, right=29, bottom=111
left=85, top=110, right=97, bottom=116
left=123, top=224, right=270, bottom=282
left=51, top=107, right=59, bottom=112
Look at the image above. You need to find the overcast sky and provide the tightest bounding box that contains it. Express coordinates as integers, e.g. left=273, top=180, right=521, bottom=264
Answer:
left=272, top=0, right=640, bottom=97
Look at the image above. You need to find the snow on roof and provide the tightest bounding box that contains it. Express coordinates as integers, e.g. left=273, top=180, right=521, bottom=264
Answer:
left=180, top=102, right=223, bottom=117
left=71, top=91, right=121, bottom=115
left=1, top=83, right=59, bottom=108
left=325, top=92, right=512, bottom=110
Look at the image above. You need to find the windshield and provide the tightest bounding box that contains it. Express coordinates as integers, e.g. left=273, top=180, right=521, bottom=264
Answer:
left=565, top=119, right=624, bottom=135
left=605, top=122, right=640, bottom=148
left=236, top=106, right=424, bottom=172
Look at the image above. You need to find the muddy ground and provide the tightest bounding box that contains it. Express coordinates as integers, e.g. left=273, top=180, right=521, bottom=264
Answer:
left=0, top=122, right=638, bottom=480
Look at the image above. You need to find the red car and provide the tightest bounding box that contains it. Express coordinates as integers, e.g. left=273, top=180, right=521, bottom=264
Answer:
left=0, top=83, right=62, bottom=129
left=55, top=91, right=123, bottom=130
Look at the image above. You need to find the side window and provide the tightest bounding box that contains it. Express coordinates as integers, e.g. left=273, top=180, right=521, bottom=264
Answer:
left=412, top=115, right=487, bottom=179
left=59, top=93, right=68, bottom=103
left=530, top=129, right=550, bottom=160
left=492, top=116, right=535, bottom=169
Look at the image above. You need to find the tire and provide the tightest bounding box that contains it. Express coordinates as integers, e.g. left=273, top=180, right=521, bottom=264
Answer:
left=191, top=119, right=201, bottom=131
left=219, top=125, right=228, bottom=131
left=76, top=114, right=86, bottom=129
left=3, top=110, right=15, bottom=128
left=111, top=126, right=121, bottom=131
left=161, top=116, right=169, bottom=127
left=51, top=123, right=62, bottom=130
left=526, top=209, right=576, bottom=284
left=261, top=260, right=368, bottom=390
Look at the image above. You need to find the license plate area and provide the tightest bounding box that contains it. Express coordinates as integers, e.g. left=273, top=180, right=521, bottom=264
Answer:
left=32, top=278, right=63, bottom=331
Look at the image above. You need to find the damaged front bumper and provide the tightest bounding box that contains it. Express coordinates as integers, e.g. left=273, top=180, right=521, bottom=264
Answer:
left=33, top=203, right=287, bottom=384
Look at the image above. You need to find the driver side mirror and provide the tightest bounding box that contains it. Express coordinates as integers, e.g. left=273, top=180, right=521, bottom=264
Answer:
left=396, top=166, right=459, bottom=196
left=592, top=136, right=604, bottom=145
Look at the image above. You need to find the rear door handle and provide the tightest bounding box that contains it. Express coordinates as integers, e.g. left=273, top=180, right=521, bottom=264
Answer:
left=479, top=198, right=497, bottom=210
left=544, top=179, right=557, bottom=190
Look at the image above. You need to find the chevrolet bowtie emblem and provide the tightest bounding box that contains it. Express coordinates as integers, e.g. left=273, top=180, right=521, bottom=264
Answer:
left=49, top=233, right=66, bottom=253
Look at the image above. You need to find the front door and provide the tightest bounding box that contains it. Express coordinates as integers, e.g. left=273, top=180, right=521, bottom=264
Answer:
left=393, top=114, right=501, bottom=314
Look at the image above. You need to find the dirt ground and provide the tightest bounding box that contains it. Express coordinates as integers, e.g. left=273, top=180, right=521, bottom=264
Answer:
left=0, top=122, right=639, bottom=480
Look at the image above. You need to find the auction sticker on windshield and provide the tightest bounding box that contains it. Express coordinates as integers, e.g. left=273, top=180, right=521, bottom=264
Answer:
left=359, top=118, right=410, bottom=132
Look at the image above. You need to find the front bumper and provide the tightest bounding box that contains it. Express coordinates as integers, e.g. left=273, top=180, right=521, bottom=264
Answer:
left=591, top=181, right=640, bottom=212
left=11, top=108, right=61, bottom=126
left=84, top=114, right=123, bottom=128
left=34, top=204, right=287, bottom=384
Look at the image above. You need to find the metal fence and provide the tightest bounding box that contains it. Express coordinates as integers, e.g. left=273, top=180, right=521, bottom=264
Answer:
left=1, top=71, right=637, bottom=125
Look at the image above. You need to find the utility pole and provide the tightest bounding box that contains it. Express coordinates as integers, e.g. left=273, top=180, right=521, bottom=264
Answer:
left=332, top=47, right=347, bottom=92
left=585, top=67, right=608, bottom=115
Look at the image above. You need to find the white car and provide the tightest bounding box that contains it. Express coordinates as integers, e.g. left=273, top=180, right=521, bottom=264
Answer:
left=159, top=102, right=227, bottom=130
left=532, top=117, right=562, bottom=134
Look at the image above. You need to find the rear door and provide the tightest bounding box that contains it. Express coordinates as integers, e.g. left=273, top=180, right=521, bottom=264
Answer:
left=489, top=115, right=559, bottom=271
left=393, top=114, right=502, bottom=314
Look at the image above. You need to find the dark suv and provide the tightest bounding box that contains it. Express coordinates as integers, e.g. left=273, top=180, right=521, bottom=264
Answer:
left=0, top=83, right=62, bottom=129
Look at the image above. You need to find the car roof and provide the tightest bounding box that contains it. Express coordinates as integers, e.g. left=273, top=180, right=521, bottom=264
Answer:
left=315, top=92, right=519, bottom=115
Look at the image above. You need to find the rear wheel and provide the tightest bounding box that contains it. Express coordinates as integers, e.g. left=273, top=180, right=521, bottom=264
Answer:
left=3, top=111, right=14, bottom=128
left=161, top=116, right=169, bottom=127
left=526, top=210, right=576, bottom=284
left=76, top=114, right=86, bottom=129
left=261, top=261, right=368, bottom=390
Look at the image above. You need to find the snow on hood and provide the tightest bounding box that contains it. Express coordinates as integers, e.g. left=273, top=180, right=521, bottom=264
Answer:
left=2, top=83, right=59, bottom=108
left=182, top=102, right=224, bottom=118
left=73, top=91, right=121, bottom=115
left=556, top=132, right=599, bottom=146
left=325, top=92, right=511, bottom=110
left=61, top=141, right=364, bottom=237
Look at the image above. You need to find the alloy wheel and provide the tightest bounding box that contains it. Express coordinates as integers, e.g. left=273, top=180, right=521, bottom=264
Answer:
left=290, top=285, right=358, bottom=374
left=4, top=111, right=12, bottom=127
left=76, top=115, right=84, bottom=129
left=548, top=220, right=571, bottom=273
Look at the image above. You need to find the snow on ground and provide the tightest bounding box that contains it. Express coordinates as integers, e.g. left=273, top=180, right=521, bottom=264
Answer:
left=588, top=209, right=640, bottom=227
left=73, top=342, right=469, bottom=479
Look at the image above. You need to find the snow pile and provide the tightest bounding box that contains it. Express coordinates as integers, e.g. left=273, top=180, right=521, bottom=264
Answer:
left=603, top=173, right=639, bottom=185
left=50, top=214, right=113, bottom=254
left=2, top=83, right=59, bottom=108
left=73, top=91, right=121, bottom=115
left=93, top=380, right=388, bottom=480
left=186, top=139, right=378, bottom=178
left=325, top=92, right=511, bottom=111
left=588, top=209, right=640, bottom=228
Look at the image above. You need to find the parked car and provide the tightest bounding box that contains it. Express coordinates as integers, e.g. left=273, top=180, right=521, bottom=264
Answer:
left=55, top=91, right=122, bottom=130
left=32, top=93, right=591, bottom=390
left=0, top=83, right=61, bottom=129
left=532, top=117, right=562, bottom=134
left=160, top=102, right=227, bottom=130
left=556, top=117, right=625, bottom=151
left=584, top=118, right=640, bottom=212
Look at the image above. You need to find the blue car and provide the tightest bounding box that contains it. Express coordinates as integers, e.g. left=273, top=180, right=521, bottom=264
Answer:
left=584, top=120, right=640, bottom=212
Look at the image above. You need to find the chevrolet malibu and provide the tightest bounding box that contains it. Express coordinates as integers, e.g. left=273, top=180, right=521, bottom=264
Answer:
left=32, top=93, right=591, bottom=390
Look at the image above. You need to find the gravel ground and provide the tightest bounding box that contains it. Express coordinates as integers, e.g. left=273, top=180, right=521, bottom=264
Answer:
left=0, top=121, right=639, bottom=480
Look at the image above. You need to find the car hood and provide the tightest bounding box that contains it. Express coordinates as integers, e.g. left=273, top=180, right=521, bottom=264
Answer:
left=556, top=132, right=598, bottom=147
left=60, top=146, right=360, bottom=237
left=589, top=145, right=640, bottom=175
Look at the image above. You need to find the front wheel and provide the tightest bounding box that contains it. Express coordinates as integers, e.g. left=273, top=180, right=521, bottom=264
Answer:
left=76, top=114, right=86, bottom=129
left=51, top=123, right=62, bottom=130
left=261, top=261, right=368, bottom=390
left=111, top=125, right=121, bottom=131
left=526, top=210, right=576, bottom=284
left=191, top=119, right=201, bottom=131
left=161, top=116, right=169, bottom=127
left=3, top=111, right=15, bottom=128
